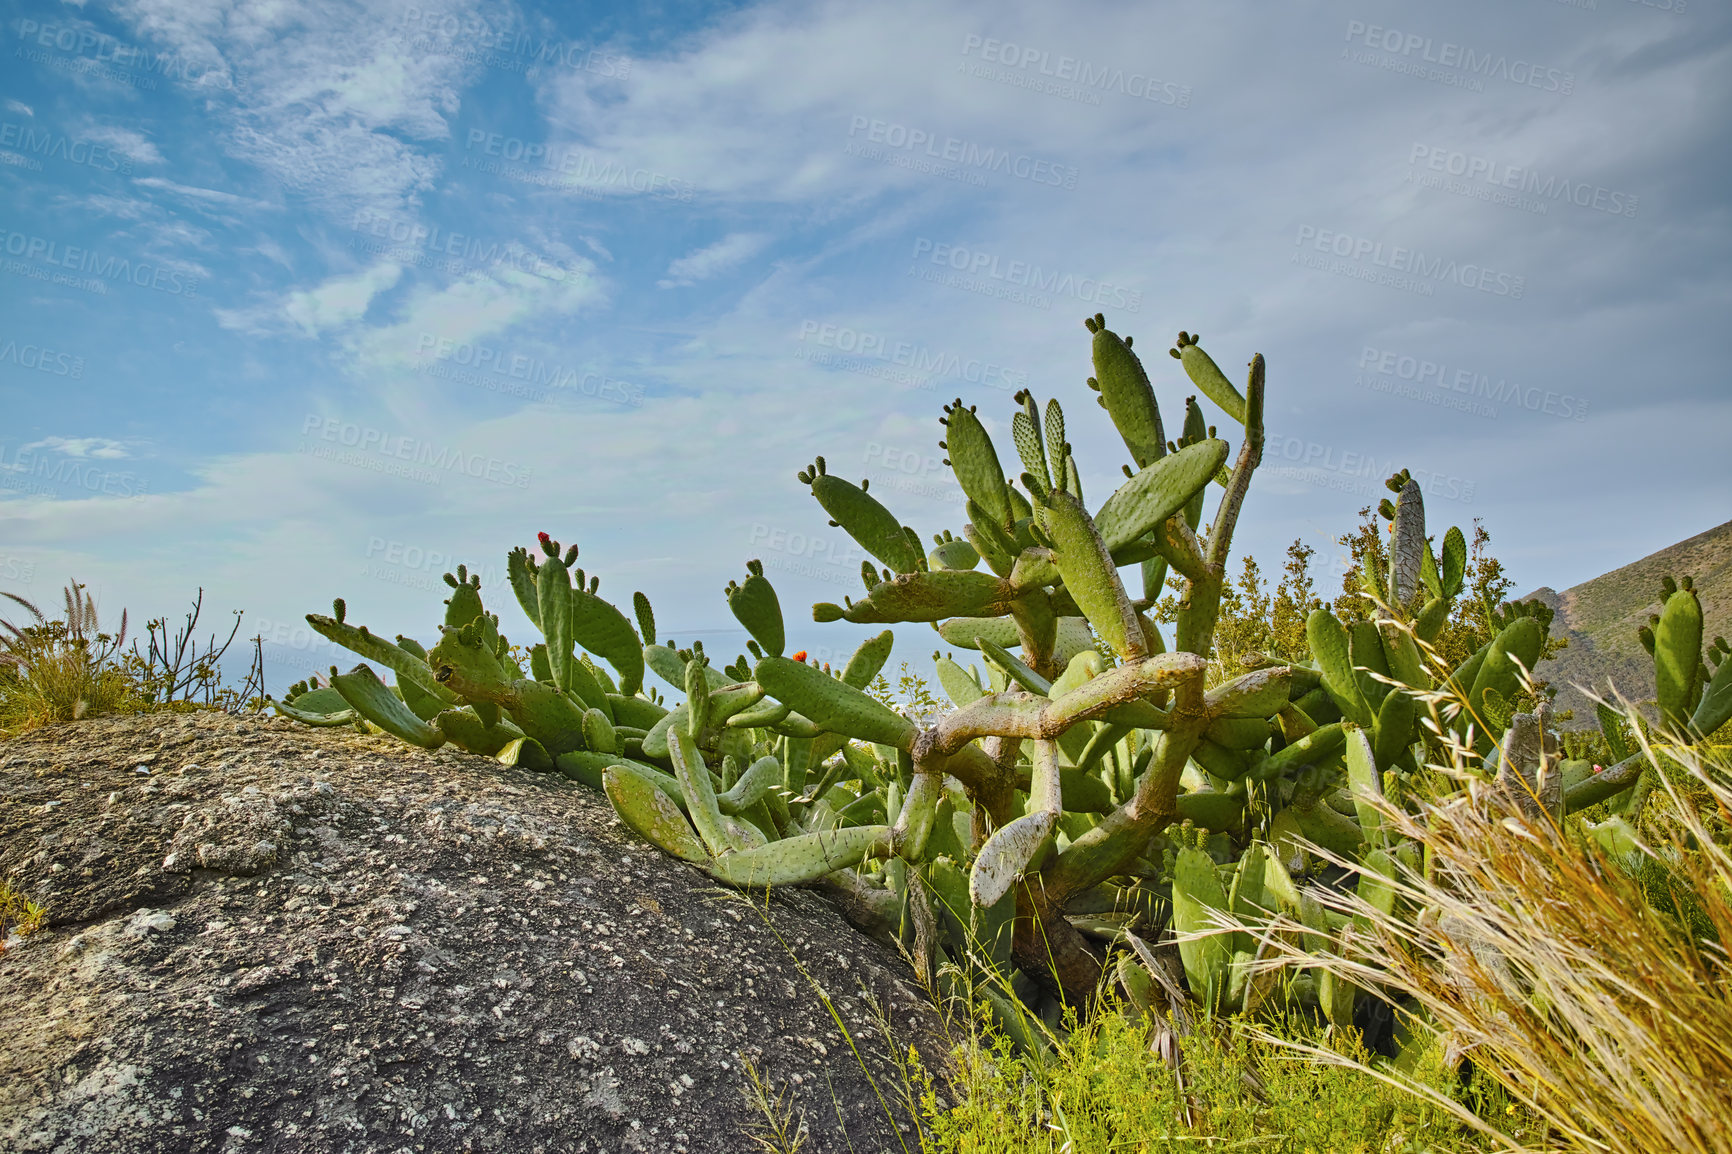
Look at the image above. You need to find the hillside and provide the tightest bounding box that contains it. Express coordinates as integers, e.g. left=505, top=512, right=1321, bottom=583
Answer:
left=1525, top=519, right=1732, bottom=728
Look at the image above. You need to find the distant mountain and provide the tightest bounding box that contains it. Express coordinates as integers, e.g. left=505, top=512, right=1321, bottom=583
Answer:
left=1524, top=519, right=1732, bottom=728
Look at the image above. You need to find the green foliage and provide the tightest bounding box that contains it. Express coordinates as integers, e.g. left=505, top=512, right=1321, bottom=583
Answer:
left=276, top=313, right=1703, bottom=1095
left=917, top=1001, right=1526, bottom=1152
left=0, top=580, right=265, bottom=735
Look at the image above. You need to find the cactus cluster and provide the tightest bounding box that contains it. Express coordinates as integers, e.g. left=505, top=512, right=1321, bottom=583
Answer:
left=274, top=313, right=1681, bottom=1054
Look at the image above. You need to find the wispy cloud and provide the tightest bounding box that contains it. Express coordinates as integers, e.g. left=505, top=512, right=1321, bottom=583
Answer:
left=133, top=176, right=272, bottom=211
left=21, top=438, right=132, bottom=460
left=110, top=0, right=507, bottom=218
left=659, top=232, right=771, bottom=287
left=81, top=124, right=163, bottom=166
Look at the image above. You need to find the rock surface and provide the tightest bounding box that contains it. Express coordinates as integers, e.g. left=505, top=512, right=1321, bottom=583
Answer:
left=0, top=710, right=954, bottom=1153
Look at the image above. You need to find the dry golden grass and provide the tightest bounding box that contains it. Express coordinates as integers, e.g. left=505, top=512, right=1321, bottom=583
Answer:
left=1221, top=700, right=1732, bottom=1154
left=0, top=581, right=138, bottom=735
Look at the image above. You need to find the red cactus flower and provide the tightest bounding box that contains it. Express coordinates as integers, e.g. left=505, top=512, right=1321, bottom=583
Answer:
left=792, top=650, right=808, bottom=663
left=1593, top=764, right=1603, bottom=774
left=538, top=531, right=552, bottom=545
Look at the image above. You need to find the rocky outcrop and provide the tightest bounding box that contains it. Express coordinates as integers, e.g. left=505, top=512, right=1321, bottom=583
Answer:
left=0, top=710, right=954, bottom=1153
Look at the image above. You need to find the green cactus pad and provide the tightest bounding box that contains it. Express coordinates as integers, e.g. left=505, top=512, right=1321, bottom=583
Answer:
left=1344, top=725, right=1387, bottom=848
left=269, top=698, right=360, bottom=727
left=1692, top=650, right=1732, bottom=738
left=537, top=552, right=576, bottom=695
left=717, top=754, right=782, bottom=815
left=604, top=765, right=710, bottom=864
left=1371, top=686, right=1418, bottom=771
left=330, top=663, right=447, bottom=750
left=1306, top=610, right=1371, bottom=727
left=581, top=707, right=618, bottom=755
left=726, top=560, right=785, bottom=658
left=928, top=534, right=981, bottom=572
left=443, top=569, right=486, bottom=630
left=306, top=614, right=458, bottom=707
left=1439, top=526, right=1467, bottom=599
left=707, top=824, right=894, bottom=887
left=282, top=684, right=352, bottom=715
left=804, top=461, right=923, bottom=574
left=1171, top=843, right=1237, bottom=1012
left=435, top=707, right=524, bottom=756
left=1174, top=789, right=1246, bottom=831
left=1040, top=488, right=1143, bottom=660
left=506, top=547, right=542, bottom=628
left=608, top=693, right=670, bottom=730
left=942, top=402, right=1014, bottom=528
left=1091, top=439, right=1229, bottom=554
left=1466, top=616, right=1545, bottom=746
left=754, top=655, right=918, bottom=749
left=969, top=810, right=1058, bottom=907
left=820, top=570, right=1014, bottom=625
left=841, top=630, right=895, bottom=689
left=1387, top=479, right=1426, bottom=612
left=1085, top=316, right=1166, bottom=467
left=1203, top=715, right=1273, bottom=752
left=569, top=587, right=645, bottom=697
left=1205, top=666, right=1291, bottom=719
left=1654, top=586, right=1704, bottom=734
left=669, top=728, right=742, bottom=855
left=1169, top=331, right=1248, bottom=426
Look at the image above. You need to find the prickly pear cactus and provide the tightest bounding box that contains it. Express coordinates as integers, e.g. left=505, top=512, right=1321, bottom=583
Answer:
left=272, top=313, right=1587, bottom=1059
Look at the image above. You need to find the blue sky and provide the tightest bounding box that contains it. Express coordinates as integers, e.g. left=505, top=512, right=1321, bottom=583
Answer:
left=1, top=0, right=1728, bottom=696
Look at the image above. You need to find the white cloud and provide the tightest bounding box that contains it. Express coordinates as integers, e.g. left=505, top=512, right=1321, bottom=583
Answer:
left=4, top=100, right=32, bottom=117
left=20, top=438, right=132, bottom=460
left=356, top=257, right=609, bottom=372
left=132, top=176, right=273, bottom=211
left=81, top=125, right=164, bottom=166
left=110, top=0, right=512, bottom=217
left=659, top=232, right=771, bottom=287
left=281, top=261, right=405, bottom=338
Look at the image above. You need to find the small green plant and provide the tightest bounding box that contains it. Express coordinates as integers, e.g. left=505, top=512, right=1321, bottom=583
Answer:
left=915, top=998, right=1524, bottom=1152
left=0, top=879, right=48, bottom=947
left=0, top=580, right=138, bottom=734
left=0, top=581, right=265, bottom=736
left=740, top=1056, right=810, bottom=1154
